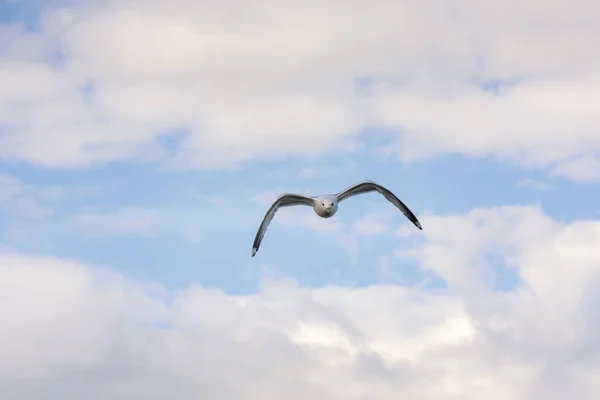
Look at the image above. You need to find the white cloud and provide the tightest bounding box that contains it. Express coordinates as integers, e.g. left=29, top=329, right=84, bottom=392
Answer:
left=517, top=179, right=552, bottom=190
left=0, top=0, right=599, bottom=176
left=2, top=204, right=600, bottom=398
left=0, top=172, right=63, bottom=219
left=550, top=155, right=600, bottom=182
left=373, top=75, right=600, bottom=167
left=396, top=205, right=560, bottom=290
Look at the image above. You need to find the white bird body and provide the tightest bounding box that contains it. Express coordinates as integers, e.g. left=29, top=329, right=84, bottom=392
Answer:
left=313, top=195, right=338, bottom=218
left=251, top=180, right=422, bottom=257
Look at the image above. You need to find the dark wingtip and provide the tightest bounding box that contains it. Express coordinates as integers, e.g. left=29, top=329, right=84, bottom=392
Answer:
left=415, top=221, right=423, bottom=230
left=251, top=248, right=257, bottom=257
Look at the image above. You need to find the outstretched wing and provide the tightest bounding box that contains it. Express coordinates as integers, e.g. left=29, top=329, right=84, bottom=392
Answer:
left=251, top=193, right=314, bottom=257
left=336, top=180, right=422, bottom=230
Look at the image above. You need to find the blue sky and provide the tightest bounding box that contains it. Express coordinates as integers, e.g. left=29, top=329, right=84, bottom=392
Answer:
left=2, top=1, right=600, bottom=399
left=4, top=144, right=594, bottom=293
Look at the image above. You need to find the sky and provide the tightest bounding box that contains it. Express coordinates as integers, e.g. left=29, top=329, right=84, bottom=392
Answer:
left=1, top=0, right=600, bottom=398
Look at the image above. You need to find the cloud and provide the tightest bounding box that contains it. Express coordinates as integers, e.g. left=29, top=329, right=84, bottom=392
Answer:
left=550, top=155, right=600, bottom=182
left=2, top=204, right=600, bottom=399
left=0, top=0, right=599, bottom=177
left=396, top=205, right=560, bottom=290
left=0, top=172, right=63, bottom=219
left=517, top=179, right=552, bottom=190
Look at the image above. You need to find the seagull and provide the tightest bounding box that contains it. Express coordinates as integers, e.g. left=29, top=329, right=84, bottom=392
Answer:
left=251, top=180, right=422, bottom=257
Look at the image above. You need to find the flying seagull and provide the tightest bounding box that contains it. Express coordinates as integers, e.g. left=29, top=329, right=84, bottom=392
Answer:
left=251, top=180, right=422, bottom=257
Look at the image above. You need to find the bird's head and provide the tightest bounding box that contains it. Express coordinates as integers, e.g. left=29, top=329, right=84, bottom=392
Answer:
left=314, top=196, right=338, bottom=218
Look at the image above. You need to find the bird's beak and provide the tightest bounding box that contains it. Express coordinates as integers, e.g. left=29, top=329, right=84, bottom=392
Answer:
left=324, top=207, right=330, bottom=213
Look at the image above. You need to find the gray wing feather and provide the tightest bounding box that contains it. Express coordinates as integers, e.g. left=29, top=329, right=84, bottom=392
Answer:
left=336, top=180, right=422, bottom=230
left=251, top=193, right=314, bottom=257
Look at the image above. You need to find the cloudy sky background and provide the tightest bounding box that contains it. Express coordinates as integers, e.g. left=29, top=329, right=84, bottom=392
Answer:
left=1, top=0, right=600, bottom=398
